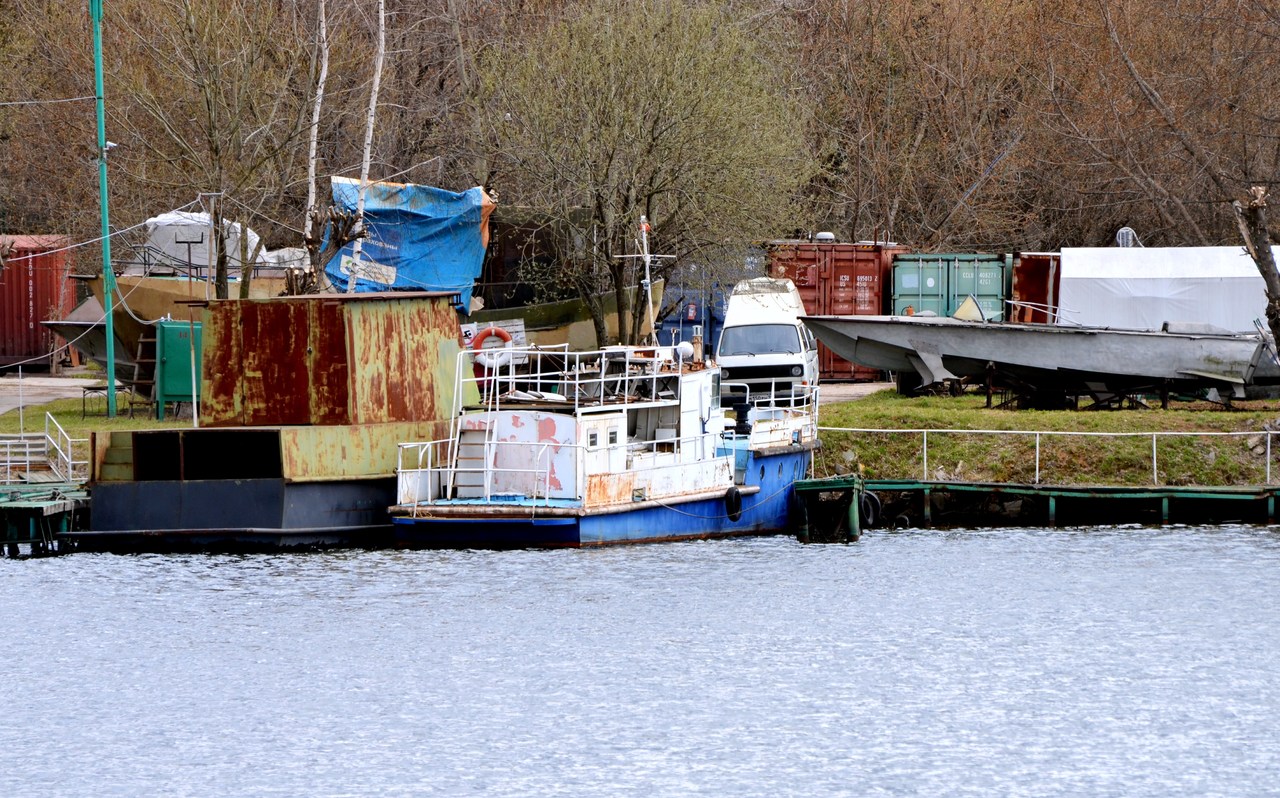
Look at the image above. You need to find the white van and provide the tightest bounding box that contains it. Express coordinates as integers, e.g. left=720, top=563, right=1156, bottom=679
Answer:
left=716, top=277, right=819, bottom=400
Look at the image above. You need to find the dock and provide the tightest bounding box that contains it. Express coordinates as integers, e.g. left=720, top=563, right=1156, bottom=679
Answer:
left=1, top=482, right=89, bottom=557
left=793, top=475, right=1280, bottom=542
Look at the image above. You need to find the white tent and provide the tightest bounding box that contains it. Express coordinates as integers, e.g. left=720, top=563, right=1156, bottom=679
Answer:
left=1057, top=246, right=1277, bottom=332
left=142, top=211, right=263, bottom=272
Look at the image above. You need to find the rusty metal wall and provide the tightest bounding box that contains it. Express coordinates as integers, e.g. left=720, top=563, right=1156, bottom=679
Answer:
left=0, top=236, right=75, bottom=368
left=279, top=421, right=450, bottom=481
left=201, top=292, right=465, bottom=427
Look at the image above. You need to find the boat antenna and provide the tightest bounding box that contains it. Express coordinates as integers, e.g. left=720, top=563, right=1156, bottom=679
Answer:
left=617, top=215, right=673, bottom=345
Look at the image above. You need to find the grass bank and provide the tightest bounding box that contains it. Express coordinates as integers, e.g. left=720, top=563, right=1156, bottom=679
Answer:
left=1, top=395, right=188, bottom=437
left=816, top=388, right=1280, bottom=487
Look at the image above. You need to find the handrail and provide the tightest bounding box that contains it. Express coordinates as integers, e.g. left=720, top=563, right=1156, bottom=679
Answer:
left=819, top=425, right=1277, bottom=486
left=0, top=434, right=42, bottom=485
left=43, top=413, right=90, bottom=483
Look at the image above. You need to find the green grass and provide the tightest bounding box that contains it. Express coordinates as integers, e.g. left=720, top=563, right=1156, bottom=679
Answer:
left=817, top=388, right=1280, bottom=487
left=1, top=394, right=189, bottom=437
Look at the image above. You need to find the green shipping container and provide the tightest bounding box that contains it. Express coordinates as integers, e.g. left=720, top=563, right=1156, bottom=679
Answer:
left=892, top=253, right=1008, bottom=320
left=892, top=256, right=948, bottom=316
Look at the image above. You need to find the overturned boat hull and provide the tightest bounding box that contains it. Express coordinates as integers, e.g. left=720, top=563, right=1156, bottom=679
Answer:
left=802, top=314, right=1273, bottom=397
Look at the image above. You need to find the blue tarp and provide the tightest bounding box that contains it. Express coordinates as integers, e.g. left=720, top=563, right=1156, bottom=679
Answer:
left=324, top=176, right=494, bottom=307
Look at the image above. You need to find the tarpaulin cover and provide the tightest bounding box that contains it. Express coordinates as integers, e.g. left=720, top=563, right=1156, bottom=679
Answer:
left=324, top=176, right=495, bottom=306
left=1057, top=246, right=1278, bottom=332
left=145, top=211, right=261, bottom=270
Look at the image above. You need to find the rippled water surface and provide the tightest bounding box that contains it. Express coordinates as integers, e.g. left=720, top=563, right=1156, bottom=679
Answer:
left=3, top=527, right=1279, bottom=797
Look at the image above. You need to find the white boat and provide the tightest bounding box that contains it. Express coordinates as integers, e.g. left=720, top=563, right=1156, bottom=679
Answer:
left=388, top=341, right=819, bottom=548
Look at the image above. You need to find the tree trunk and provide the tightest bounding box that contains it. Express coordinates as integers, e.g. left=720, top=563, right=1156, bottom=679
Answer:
left=1234, top=187, right=1280, bottom=342
left=347, top=0, right=386, bottom=292
left=303, top=0, right=329, bottom=261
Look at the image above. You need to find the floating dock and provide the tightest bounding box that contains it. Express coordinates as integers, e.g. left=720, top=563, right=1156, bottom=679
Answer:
left=794, top=475, right=1280, bottom=541
left=1, top=482, right=89, bottom=557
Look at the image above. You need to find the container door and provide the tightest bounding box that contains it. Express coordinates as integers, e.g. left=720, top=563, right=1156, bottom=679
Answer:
left=820, top=246, right=884, bottom=381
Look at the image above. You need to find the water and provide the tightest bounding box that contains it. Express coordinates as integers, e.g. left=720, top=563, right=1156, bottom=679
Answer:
left=3, top=527, right=1279, bottom=797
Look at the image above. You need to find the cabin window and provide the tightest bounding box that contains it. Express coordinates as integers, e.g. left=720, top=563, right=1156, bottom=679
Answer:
left=608, top=429, right=619, bottom=445
left=588, top=432, right=599, bottom=448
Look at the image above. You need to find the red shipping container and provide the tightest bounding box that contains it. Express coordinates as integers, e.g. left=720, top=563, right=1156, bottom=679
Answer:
left=766, top=240, right=909, bottom=381
left=0, top=235, right=76, bottom=369
left=1009, top=252, right=1061, bottom=324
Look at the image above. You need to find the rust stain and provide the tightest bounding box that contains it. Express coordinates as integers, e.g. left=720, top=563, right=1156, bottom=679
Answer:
left=586, top=473, right=634, bottom=505
left=202, top=293, right=463, bottom=428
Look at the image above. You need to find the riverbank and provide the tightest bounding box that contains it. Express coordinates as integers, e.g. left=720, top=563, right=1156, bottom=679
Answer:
left=815, top=388, right=1280, bottom=486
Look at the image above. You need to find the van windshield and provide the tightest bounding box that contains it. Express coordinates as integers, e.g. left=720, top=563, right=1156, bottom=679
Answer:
left=718, top=324, right=803, bottom=356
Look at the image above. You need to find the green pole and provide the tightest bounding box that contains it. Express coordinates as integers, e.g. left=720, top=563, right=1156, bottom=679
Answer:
left=91, top=0, right=117, bottom=417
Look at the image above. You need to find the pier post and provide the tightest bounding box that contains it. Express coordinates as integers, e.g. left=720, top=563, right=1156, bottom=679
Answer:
left=846, top=488, right=861, bottom=542
left=1048, top=496, right=1056, bottom=527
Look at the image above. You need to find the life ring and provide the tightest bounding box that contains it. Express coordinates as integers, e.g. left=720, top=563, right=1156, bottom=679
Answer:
left=725, top=486, right=743, bottom=522
left=472, top=326, right=513, bottom=371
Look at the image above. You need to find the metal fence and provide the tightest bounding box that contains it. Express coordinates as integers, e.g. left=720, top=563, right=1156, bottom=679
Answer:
left=819, top=426, right=1277, bottom=486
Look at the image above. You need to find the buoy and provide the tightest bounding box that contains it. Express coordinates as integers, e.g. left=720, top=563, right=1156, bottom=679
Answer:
left=472, top=326, right=513, bottom=371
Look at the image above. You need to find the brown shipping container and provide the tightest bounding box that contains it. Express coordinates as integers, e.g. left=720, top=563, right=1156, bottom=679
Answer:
left=1009, top=252, right=1061, bottom=324
left=0, top=235, right=75, bottom=369
left=767, top=240, right=909, bottom=381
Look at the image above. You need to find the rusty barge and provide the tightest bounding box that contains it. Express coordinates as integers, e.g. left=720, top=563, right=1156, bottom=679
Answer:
left=65, top=292, right=466, bottom=553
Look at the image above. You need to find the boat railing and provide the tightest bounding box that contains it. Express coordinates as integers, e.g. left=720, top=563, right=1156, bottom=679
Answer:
left=397, top=437, right=564, bottom=512
left=722, top=381, right=820, bottom=436
left=819, top=425, right=1280, bottom=486
left=455, top=344, right=698, bottom=415
left=1004, top=299, right=1082, bottom=326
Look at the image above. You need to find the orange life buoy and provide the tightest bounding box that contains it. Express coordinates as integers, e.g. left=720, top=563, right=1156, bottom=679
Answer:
left=471, top=326, right=514, bottom=371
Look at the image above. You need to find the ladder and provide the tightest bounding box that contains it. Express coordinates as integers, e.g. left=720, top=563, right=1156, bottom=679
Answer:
left=127, top=331, right=158, bottom=418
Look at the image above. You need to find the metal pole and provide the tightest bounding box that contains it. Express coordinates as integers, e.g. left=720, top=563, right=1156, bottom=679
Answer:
left=922, top=430, right=928, bottom=480
left=91, top=0, right=117, bottom=417
left=1035, top=432, right=1040, bottom=484
left=1152, top=433, right=1158, bottom=485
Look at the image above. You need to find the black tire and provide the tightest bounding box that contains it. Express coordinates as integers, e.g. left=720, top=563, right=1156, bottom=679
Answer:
left=725, top=486, right=743, bottom=522
left=860, top=491, right=881, bottom=528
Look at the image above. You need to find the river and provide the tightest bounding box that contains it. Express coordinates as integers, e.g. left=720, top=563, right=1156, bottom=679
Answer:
left=3, top=526, right=1278, bottom=796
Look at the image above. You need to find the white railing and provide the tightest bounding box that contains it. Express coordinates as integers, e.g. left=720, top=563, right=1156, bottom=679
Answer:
left=820, top=426, right=1278, bottom=486
left=0, top=434, right=43, bottom=484
left=0, top=413, right=88, bottom=485
left=454, top=344, right=699, bottom=416
left=45, top=413, right=90, bottom=483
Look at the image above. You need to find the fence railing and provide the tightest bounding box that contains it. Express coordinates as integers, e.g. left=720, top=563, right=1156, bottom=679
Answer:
left=0, top=414, right=90, bottom=485
left=819, top=426, right=1277, bottom=486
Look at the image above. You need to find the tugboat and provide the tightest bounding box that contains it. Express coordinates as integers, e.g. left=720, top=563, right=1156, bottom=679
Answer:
left=388, top=339, right=819, bottom=548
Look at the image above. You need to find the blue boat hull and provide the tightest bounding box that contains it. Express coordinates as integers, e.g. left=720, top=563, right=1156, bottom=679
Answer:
left=392, top=449, right=810, bottom=549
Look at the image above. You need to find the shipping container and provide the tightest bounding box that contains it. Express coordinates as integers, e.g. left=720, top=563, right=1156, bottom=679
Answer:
left=1008, top=252, right=1062, bottom=324
left=891, top=253, right=1009, bottom=321
left=767, top=240, right=909, bottom=381
left=0, top=235, right=75, bottom=370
